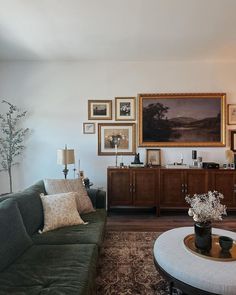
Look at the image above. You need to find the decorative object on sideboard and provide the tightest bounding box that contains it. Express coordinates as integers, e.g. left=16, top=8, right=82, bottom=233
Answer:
left=115, top=97, right=136, bottom=121
left=197, top=156, right=202, bottom=168
left=146, top=149, right=161, bottom=166
left=186, top=191, right=227, bottom=252
left=132, top=153, right=143, bottom=164
left=83, top=122, right=95, bottom=134
left=166, top=152, right=189, bottom=168
left=202, top=162, right=220, bottom=169
left=98, top=123, right=136, bottom=155
left=192, top=150, right=198, bottom=167
left=129, top=153, right=144, bottom=167
left=57, top=145, right=75, bottom=179
left=228, top=104, right=236, bottom=125
left=88, top=100, right=112, bottom=120
left=223, top=150, right=235, bottom=169
left=120, top=155, right=124, bottom=167
left=138, top=93, right=226, bottom=147
left=0, top=100, right=29, bottom=193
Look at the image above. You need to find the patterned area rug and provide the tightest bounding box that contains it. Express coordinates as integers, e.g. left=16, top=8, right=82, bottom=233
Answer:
left=96, top=231, right=169, bottom=295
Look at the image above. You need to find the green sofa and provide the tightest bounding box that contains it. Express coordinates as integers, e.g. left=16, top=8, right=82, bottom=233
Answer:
left=0, top=180, right=107, bottom=295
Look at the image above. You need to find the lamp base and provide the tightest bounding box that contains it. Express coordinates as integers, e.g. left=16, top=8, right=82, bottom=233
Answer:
left=63, top=167, right=69, bottom=179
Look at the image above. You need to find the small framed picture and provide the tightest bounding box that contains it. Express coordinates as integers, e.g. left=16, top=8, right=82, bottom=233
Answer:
left=228, top=104, right=236, bottom=125
left=98, top=123, right=136, bottom=155
left=146, top=149, right=161, bottom=166
left=83, top=122, right=95, bottom=134
left=231, top=130, right=236, bottom=152
left=88, top=100, right=112, bottom=120
left=115, top=97, right=136, bottom=121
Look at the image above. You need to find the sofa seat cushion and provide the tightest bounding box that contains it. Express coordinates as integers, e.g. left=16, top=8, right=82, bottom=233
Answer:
left=32, top=209, right=106, bottom=247
left=0, top=244, right=98, bottom=295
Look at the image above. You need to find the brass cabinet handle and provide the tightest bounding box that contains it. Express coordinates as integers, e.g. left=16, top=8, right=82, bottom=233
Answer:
left=129, top=183, right=132, bottom=192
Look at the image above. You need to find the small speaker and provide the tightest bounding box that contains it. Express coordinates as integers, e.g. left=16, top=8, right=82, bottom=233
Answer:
left=192, top=150, right=197, bottom=160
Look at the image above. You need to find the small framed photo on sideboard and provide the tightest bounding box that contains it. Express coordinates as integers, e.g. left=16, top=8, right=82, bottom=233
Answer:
left=146, top=149, right=161, bottom=166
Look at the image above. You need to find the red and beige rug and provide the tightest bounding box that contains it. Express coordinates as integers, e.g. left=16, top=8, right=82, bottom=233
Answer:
left=96, top=231, right=169, bottom=295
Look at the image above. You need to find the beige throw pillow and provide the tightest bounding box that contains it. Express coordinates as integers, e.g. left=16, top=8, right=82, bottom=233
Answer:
left=44, top=179, right=95, bottom=214
left=40, top=192, right=86, bottom=233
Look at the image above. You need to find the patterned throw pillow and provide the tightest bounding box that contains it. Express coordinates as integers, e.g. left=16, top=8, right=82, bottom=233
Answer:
left=44, top=179, right=95, bottom=214
left=40, top=192, right=86, bottom=233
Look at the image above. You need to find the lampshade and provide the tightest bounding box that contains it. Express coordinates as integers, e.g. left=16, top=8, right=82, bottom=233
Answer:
left=57, top=149, right=75, bottom=165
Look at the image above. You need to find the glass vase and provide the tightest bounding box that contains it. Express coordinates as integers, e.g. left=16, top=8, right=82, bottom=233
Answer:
left=194, top=221, right=212, bottom=252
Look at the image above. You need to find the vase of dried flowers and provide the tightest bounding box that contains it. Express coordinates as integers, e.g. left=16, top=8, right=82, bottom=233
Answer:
left=186, top=191, right=227, bottom=252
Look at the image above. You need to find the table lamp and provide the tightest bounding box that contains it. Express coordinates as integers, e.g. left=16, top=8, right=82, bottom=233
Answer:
left=57, top=145, right=75, bottom=179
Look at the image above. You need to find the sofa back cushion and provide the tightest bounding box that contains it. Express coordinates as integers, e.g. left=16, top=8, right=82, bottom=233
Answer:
left=44, top=179, right=95, bottom=214
left=1, top=180, right=46, bottom=235
left=40, top=192, right=86, bottom=233
left=0, top=199, right=33, bottom=272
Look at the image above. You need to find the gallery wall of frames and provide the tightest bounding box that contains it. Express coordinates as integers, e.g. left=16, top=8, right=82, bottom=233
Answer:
left=83, top=93, right=236, bottom=167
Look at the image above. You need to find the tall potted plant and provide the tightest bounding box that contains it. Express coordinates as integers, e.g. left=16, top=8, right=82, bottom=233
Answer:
left=0, top=100, right=29, bottom=193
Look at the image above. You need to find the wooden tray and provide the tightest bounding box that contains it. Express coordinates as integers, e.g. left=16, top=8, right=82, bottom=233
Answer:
left=184, top=234, right=236, bottom=261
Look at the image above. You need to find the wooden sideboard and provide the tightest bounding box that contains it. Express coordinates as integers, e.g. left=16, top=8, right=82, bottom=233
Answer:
left=107, top=167, right=236, bottom=215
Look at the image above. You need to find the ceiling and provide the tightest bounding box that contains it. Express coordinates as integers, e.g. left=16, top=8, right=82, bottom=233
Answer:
left=0, top=0, right=236, bottom=61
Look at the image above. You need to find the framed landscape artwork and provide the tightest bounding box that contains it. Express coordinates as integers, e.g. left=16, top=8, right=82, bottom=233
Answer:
left=88, top=100, right=112, bottom=120
left=98, top=123, right=136, bottom=155
left=138, top=93, right=226, bottom=147
left=228, top=104, right=236, bottom=125
left=83, top=122, right=95, bottom=134
left=115, top=97, right=136, bottom=121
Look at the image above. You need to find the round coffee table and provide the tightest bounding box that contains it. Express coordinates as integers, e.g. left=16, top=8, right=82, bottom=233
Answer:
left=153, top=227, right=236, bottom=295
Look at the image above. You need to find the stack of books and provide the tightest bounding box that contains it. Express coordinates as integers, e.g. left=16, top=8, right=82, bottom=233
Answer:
left=129, top=163, right=145, bottom=168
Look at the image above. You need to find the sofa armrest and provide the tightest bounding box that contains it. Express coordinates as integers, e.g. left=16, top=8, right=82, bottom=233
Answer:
left=87, top=189, right=106, bottom=209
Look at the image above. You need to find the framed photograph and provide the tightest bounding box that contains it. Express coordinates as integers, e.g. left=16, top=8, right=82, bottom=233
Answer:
left=228, top=104, right=236, bottom=125
left=115, top=97, right=136, bottom=121
left=231, top=130, right=236, bottom=152
left=146, top=149, right=161, bottom=166
left=83, top=122, right=95, bottom=134
left=98, top=123, right=136, bottom=155
left=138, top=93, right=226, bottom=147
left=88, top=100, right=112, bottom=120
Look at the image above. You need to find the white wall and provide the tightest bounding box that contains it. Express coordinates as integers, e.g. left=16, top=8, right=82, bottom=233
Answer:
left=0, top=60, right=236, bottom=194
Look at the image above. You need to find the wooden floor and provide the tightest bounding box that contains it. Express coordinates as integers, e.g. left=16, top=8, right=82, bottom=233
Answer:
left=106, top=210, right=236, bottom=232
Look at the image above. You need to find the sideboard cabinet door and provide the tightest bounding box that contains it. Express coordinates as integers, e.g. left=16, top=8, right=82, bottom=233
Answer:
left=107, top=169, right=132, bottom=208
left=209, top=171, right=236, bottom=208
left=160, top=169, right=185, bottom=207
left=185, top=170, right=208, bottom=196
left=133, top=169, right=157, bottom=206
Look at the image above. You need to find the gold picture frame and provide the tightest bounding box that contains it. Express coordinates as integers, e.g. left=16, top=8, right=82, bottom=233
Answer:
left=228, top=104, right=236, bottom=125
left=146, top=149, right=161, bottom=166
left=98, top=123, right=136, bottom=155
left=115, top=97, right=136, bottom=121
left=138, top=93, right=226, bottom=147
left=88, top=100, right=112, bottom=120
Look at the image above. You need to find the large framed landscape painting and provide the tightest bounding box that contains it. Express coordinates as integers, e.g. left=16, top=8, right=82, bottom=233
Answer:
left=138, top=93, right=226, bottom=147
